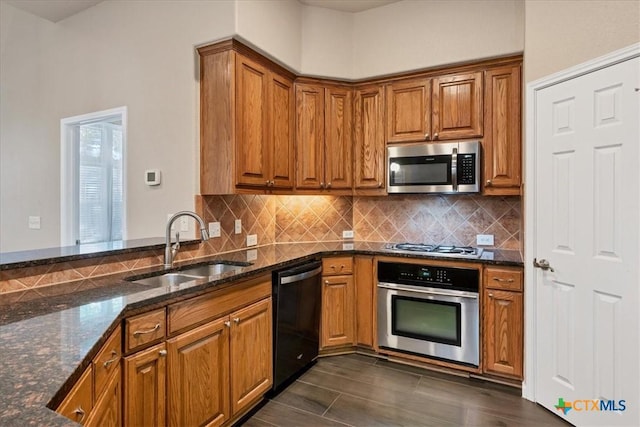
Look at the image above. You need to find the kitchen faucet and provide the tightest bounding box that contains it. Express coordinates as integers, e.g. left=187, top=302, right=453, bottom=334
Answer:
left=164, top=211, right=209, bottom=269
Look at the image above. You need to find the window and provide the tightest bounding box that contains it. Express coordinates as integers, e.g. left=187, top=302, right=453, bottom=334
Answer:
left=61, top=107, right=126, bottom=246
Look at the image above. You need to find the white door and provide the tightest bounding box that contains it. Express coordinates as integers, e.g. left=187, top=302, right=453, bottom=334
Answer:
left=533, top=55, right=639, bottom=426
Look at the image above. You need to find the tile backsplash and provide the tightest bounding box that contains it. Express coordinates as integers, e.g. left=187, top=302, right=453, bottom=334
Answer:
left=1, top=193, right=520, bottom=295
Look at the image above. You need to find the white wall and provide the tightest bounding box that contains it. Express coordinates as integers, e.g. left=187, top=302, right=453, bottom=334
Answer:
left=524, top=0, right=640, bottom=82
left=0, top=0, right=236, bottom=251
left=351, top=0, right=524, bottom=79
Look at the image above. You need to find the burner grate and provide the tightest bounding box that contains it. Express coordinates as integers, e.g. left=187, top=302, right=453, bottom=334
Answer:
left=385, top=243, right=483, bottom=258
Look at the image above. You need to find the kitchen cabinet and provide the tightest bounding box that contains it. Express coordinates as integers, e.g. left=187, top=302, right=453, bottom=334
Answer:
left=167, top=318, right=230, bottom=427
left=321, top=257, right=356, bottom=349
left=354, top=256, right=375, bottom=349
left=483, top=266, right=523, bottom=380
left=354, top=84, right=386, bottom=195
left=483, top=65, right=522, bottom=195
left=386, top=71, right=482, bottom=143
left=295, top=82, right=353, bottom=191
left=85, top=365, right=121, bottom=427
left=199, top=41, right=295, bottom=194
left=57, top=366, right=93, bottom=425
left=124, top=343, right=167, bottom=427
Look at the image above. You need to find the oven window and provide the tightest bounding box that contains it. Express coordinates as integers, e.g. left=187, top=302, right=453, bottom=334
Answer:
left=391, top=295, right=461, bottom=346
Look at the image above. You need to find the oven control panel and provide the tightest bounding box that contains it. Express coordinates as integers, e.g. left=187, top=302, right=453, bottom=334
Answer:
left=378, top=261, right=479, bottom=292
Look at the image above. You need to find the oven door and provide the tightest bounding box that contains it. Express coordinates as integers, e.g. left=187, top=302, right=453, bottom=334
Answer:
left=377, top=282, right=479, bottom=366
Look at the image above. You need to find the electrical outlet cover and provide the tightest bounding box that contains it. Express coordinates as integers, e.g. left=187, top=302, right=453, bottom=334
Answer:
left=235, top=219, right=242, bottom=234
left=476, top=234, right=495, bottom=246
left=342, top=230, right=354, bottom=239
left=208, top=222, right=221, bottom=238
left=247, top=234, right=257, bottom=246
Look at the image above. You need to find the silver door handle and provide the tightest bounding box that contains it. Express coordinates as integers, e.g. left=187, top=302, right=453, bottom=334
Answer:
left=533, top=258, right=554, bottom=272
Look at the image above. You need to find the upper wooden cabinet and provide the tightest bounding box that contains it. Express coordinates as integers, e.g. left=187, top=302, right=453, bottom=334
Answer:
left=386, top=78, right=431, bottom=143
left=483, top=65, right=522, bottom=195
left=199, top=42, right=295, bottom=194
left=386, top=71, right=483, bottom=143
left=295, top=82, right=353, bottom=191
left=354, top=84, right=386, bottom=194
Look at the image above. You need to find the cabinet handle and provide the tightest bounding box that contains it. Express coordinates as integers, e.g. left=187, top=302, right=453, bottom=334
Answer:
left=74, top=406, right=86, bottom=422
left=133, top=323, right=160, bottom=337
left=325, top=280, right=330, bottom=284
left=425, top=133, right=429, bottom=140
left=326, top=182, right=332, bottom=188
left=265, top=180, right=270, bottom=186
left=488, top=293, right=494, bottom=298
left=433, top=132, right=439, bottom=140
left=486, top=180, right=492, bottom=187
left=159, top=349, right=167, bottom=357
left=233, top=317, right=240, bottom=324
left=320, top=182, right=325, bottom=188
left=340, top=265, right=345, bottom=270
left=492, top=277, right=515, bottom=283
left=103, top=350, right=119, bottom=368
left=224, top=320, right=231, bottom=327
left=269, top=180, right=275, bottom=186
left=377, top=182, right=382, bottom=188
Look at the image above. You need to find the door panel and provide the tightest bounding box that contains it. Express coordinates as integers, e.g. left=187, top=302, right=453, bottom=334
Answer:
left=325, top=87, right=353, bottom=189
left=270, top=73, right=294, bottom=188
left=432, top=72, right=482, bottom=140
left=534, top=56, right=639, bottom=426
left=295, top=83, right=325, bottom=189
left=124, top=343, right=166, bottom=427
left=354, top=85, right=385, bottom=191
left=385, top=79, right=431, bottom=143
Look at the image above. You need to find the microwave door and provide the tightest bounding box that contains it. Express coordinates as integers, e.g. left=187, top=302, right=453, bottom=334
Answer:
left=388, top=155, right=453, bottom=193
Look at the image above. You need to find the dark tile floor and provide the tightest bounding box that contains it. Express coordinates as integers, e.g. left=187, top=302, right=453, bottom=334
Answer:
left=243, top=354, right=569, bottom=427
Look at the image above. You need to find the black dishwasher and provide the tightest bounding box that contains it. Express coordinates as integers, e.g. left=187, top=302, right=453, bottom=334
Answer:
left=272, top=260, right=322, bottom=393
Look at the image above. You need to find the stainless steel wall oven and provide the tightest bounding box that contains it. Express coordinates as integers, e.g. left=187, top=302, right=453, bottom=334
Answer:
left=377, top=261, right=480, bottom=367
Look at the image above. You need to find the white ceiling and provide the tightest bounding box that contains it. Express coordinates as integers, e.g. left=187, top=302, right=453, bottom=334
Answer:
left=4, top=0, right=104, bottom=23
left=5, top=0, right=402, bottom=23
left=299, top=0, right=401, bottom=13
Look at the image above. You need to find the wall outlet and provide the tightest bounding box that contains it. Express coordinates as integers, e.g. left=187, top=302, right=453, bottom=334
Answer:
left=342, top=230, right=354, bottom=239
left=342, top=243, right=354, bottom=250
left=235, top=219, right=242, bottom=234
left=180, top=217, right=189, bottom=232
left=28, top=216, right=41, bottom=230
left=247, top=234, right=257, bottom=246
left=476, top=234, right=495, bottom=246
left=208, top=222, right=221, bottom=238
left=246, top=249, right=258, bottom=262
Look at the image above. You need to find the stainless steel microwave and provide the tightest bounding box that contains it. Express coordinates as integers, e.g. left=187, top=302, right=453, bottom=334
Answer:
left=387, top=141, right=480, bottom=194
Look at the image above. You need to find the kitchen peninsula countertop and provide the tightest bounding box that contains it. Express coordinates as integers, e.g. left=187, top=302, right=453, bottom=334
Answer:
left=0, top=242, right=522, bottom=425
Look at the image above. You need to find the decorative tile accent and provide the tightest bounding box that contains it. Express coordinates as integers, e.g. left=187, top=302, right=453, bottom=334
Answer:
left=353, top=195, right=521, bottom=249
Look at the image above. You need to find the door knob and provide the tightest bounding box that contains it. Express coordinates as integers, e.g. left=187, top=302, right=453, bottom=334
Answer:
left=533, top=258, right=554, bottom=272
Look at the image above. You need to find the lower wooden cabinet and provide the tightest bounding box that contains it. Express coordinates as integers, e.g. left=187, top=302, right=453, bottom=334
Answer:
left=85, top=366, right=121, bottom=427
left=167, top=318, right=230, bottom=427
left=57, top=366, right=93, bottom=425
left=354, top=256, right=375, bottom=348
left=483, top=266, right=524, bottom=380
left=124, top=343, right=167, bottom=427
left=321, top=274, right=355, bottom=349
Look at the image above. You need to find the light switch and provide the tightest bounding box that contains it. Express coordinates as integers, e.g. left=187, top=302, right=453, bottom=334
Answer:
left=235, top=219, right=242, bottom=234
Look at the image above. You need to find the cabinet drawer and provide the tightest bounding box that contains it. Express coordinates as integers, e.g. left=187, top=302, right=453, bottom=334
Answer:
left=125, top=308, right=166, bottom=353
left=57, top=366, right=93, bottom=425
left=484, top=267, right=523, bottom=291
left=93, top=327, right=122, bottom=400
left=322, top=257, right=353, bottom=276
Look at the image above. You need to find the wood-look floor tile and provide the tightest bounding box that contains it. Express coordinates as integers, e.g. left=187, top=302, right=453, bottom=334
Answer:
left=252, top=400, right=351, bottom=427
left=464, top=406, right=569, bottom=427
left=273, top=381, right=340, bottom=416
left=315, top=357, right=422, bottom=392
left=241, top=416, right=277, bottom=427
left=324, top=393, right=457, bottom=427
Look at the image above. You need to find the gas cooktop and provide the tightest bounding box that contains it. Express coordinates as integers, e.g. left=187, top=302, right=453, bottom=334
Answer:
left=385, top=243, right=484, bottom=259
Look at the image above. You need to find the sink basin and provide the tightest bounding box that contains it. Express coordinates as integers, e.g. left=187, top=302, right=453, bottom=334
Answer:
left=127, top=261, right=251, bottom=287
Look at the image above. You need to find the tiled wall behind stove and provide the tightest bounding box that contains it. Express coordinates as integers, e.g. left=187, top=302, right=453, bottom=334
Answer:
left=353, top=195, right=521, bottom=250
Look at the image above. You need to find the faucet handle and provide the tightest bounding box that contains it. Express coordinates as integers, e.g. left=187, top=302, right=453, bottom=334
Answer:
left=172, top=232, right=181, bottom=253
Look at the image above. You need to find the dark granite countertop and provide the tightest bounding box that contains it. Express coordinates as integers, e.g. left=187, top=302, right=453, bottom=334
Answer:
left=0, top=242, right=522, bottom=425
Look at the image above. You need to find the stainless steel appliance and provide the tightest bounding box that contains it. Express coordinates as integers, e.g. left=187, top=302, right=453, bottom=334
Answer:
left=385, top=243, right=483, bottom=259
left=272, top=261, right=322, bottom=392
left=377, top=260, right=480, bottom=366
left=387, top=141, right=480, bottom=194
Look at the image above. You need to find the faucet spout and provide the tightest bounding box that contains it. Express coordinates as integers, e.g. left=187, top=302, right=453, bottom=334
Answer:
left=164, top=211, right=209, bottom=269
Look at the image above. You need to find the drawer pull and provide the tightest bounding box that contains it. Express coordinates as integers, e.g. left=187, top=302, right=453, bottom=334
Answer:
left=489, top=293, right=494, bottom=298
left=224, top=321, right=231, bottom=327
left=133, top=323, right=161, bottom=337
left=492, top=277, right=515, bottom=283
left=159, top=349, right=167, bottom=357
left=103, top=350, right=119, bottom=368
left=74, top=406, right=86, bottom=422
left=233, top=317, right=240, bottom=324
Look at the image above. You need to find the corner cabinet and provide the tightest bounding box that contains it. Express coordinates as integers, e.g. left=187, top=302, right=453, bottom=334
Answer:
left=199, top=41, right=295, bottom=194
left=354, top=84, right=386, bottom=195
left=483, top=266, right=523, bottom=380
left=483, top=65, right=522, bottom=195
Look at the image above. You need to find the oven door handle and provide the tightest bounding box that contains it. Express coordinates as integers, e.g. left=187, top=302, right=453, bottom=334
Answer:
left=377, top=282, right=478, bottom=299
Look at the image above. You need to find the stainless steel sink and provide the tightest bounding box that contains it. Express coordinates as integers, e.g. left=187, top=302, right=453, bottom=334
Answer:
left=127, top=261, right=251, bottom=287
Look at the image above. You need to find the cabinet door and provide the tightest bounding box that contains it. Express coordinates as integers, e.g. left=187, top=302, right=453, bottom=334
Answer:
left=230, top=298, right=273, bottom=414
left=57, top=366, right=93, bottom=425
left=321, top=275, right=355, bottom=348
left=386, top=78, right=431, bottom=143
left=296, top=83, right=325, bottom=189
left=167, top=318, right=230, bottom=427
left=354, top=85, right=385, bottom=192
left=483, top=65, right=521, bottom=195
left=432, top=72, right=483, bottom=140
left=270, top=72, right=295, bottom=188
left=354, top=257, right=375, bottom=348
left=124, top=343, right=166, bottom=427
left=236, top=54, right=270, bottom=187
left=325, top=86, right=353, bottom=189
left=484, top=289, right=523, bottom=379
left=85, top=367, right=122, bottom=427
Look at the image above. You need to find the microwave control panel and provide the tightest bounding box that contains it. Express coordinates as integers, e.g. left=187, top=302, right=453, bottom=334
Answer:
left=458, top=154, right=476, bottom=185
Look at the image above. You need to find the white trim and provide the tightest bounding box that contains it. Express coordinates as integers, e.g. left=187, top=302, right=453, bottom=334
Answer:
left=60, top=106, right=128, bottom=246
left=523, top=43, right=640, bottom=403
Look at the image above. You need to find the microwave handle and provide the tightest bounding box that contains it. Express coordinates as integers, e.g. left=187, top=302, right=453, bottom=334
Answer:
left=451, top=147, right=458, bottom=191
